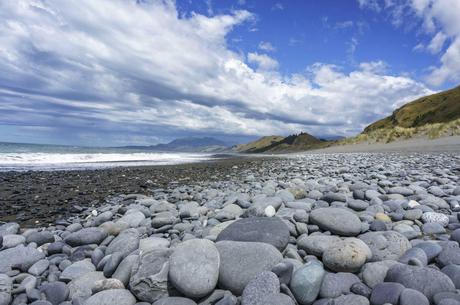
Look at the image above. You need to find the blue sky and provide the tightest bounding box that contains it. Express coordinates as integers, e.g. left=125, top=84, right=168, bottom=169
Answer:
left=0, top=0, right=459, bottom=146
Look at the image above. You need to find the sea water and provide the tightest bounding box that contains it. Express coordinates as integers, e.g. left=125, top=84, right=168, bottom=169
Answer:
left=0, top=142, right=214, bottom=171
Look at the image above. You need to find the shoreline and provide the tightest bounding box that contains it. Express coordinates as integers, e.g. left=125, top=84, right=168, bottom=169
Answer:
left=0, top=155, right=273, bottom=227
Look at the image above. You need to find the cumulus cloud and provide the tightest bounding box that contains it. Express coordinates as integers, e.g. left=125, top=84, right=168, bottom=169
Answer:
left=247, top=52, right=279, bottom=70
left=0, top=0, right=433, bottom=145
left=258, top=41, right=276, bottom=52
left=358, top=0, right=460, bottom=87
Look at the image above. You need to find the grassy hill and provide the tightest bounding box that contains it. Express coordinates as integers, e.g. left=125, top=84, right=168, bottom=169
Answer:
left=364, top=85, right=460, bottom=133
left=236, top=132, right=330, bottom=153
left=341, top=84, right=460, bottom=145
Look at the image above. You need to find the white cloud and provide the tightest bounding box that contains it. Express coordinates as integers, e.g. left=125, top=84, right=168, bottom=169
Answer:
left=427, top=31, right=447, bottom=54
left=358, top=0, right=460, bottom=87
left=271, top=3, right=284, bottom=11
left=359, top=60, right=388, bottom=74
left=258, top=41, right=276, bottom=52
left=335, top=21, right=354, bottom=29
left=247, top=52, right=279, bottom=70
left=357, top=0, right=381, bottom=11
left=0, top=0, right=434, bottom=144
left=410, top=0, right=460, bottom=85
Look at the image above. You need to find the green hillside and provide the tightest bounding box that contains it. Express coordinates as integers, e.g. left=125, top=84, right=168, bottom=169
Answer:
left=364, top=85, right=460, bottom=133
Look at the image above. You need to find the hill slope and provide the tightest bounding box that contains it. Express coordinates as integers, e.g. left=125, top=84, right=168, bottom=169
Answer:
left=364, top=85, right=460, bottom=133
left=234, top=135, right=284, bottom=153
left=237, top=132, right=329, bottom=153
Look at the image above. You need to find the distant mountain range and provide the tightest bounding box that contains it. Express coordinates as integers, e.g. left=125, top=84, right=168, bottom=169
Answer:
left=123, top=137, right=229, bottom=152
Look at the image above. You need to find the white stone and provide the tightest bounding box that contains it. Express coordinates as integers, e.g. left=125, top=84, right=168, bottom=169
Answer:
left=265, top=205, right=276, bottom=217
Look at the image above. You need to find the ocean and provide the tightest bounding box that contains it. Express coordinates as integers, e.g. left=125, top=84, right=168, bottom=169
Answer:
left=0, top=142, right=214, bottom=171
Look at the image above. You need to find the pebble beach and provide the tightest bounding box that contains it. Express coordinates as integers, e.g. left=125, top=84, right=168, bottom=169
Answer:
left=1, top=151, right=460, bottom=305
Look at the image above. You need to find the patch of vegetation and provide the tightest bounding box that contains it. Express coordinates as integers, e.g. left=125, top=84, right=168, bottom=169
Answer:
left=340, top=118, right=460, bottom=145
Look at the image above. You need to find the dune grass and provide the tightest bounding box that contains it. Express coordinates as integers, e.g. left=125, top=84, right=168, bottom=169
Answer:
left=339, top=118, right=460, bottom=145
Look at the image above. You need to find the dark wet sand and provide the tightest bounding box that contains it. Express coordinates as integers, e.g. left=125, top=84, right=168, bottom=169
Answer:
left=0, top=156, right=269, bottom=227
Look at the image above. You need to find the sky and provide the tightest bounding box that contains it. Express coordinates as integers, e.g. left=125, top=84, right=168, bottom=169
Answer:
left=0, top=0, right=459, bottom=146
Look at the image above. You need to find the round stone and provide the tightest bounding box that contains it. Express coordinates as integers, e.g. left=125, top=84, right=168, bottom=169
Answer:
left=216, top=241, right=282, bottom=295
left=322, top=238, right=372, bottom=272
left=319, top=272, right=360, bottom=298
left=83, top=289, right=136, bottom=305
left=385, top=264, right=456, bottom=302
left=216, top=217, right=290, bottom=251
left=169, top=239, right=220, bottom=298
left=399, top=288, right=429, bottom=305
left=442, top=265, right=460, bottom=289
left=290, top=260, right=325, bottom=305
left=297, top=235, right=341, bottom=257
left=64, top=228, right=108, bottom=247
left=359, top=231, right=411, bottom=261
left=241, top=271, right=279, bottom=305
left=421, top=212, right=449, bottom=227
left=153, top=297, right=197, bottom=305
left=370, top=282, right=405, bottom=305
left=310, top=208, right=362, bottom=236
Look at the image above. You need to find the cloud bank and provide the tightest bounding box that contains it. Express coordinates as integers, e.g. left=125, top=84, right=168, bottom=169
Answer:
left=0, top=0, right=433, bottom=145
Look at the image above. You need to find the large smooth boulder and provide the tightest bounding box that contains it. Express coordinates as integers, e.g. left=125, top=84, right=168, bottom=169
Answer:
left=169, top=239, right=220, bottom=298
left=64, top=228, right=108, bottom=247
left=0, top=245, right=45, bottom=272
left=322, top=238, right=371, bottom=273
left=290, top=261, right=325, bottom=305
left=359, top=231, right=411, bottom=261
left=105, top=228, right=139, bottom=258
left=216, top=217, right=290, bottom=251
left=385, top=264, right=455, bottom=302
left=310, top=208, right=362, bottom=236
left=83, top=289, right=136, bottom=305
left=216, top=241, right=282, bottom=295
left=129, top=248, right=172, bottom=303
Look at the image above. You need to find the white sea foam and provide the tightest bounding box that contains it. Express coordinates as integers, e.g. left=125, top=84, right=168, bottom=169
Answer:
left=0, top=152, right=212, bottom=171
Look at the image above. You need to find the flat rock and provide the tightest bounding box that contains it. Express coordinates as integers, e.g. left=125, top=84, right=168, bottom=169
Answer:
left=216, top=217, right=290, bottom=251
left=216, top=241, right=282, bottom=295
left=310, top=208, right=362, bottom=236
left=169, top=239, right=220, bottom=298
